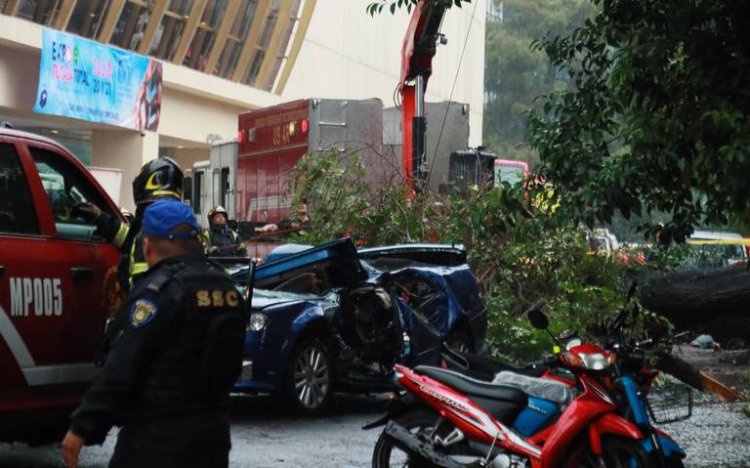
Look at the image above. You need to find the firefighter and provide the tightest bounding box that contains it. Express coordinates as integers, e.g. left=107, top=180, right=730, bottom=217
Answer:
left=78, top=157, right=183, bottom=291
left=203, top=205, right=247, bottom=257
left=61, top=199, right=247, bottom=468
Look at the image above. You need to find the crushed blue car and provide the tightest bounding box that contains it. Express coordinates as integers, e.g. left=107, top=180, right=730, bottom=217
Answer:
left=230, top=238, right=487, bottom=412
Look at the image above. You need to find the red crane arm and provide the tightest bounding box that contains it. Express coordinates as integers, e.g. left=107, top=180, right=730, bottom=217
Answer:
left=400, top=0, right=447, bottom=190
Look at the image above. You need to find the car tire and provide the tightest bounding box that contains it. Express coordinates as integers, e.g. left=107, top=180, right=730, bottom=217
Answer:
left=446, top=330, right=473, bottom=354
left=283, top=338, right=332, bottom=414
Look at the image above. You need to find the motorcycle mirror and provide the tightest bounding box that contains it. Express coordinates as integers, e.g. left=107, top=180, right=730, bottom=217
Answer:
left=528, top=308, right=549, bottom=330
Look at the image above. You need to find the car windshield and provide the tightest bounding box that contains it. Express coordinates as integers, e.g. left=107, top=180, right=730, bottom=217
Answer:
left=682, top=243, right=746, bottom=268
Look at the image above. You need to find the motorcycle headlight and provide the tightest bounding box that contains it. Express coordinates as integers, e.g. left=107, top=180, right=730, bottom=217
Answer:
left=579, top=352, right=615, bottom=370
left=565, top=338, right=583, bottom=350
left=561, top=350, right=615, bottom=371
left=248, top=312, right=267, bottom=332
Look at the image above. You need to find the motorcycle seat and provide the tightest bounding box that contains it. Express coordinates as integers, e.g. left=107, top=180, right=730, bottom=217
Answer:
left=414, top=366, right=527, bottom=405
left=492, top=371, right=572, bottom=405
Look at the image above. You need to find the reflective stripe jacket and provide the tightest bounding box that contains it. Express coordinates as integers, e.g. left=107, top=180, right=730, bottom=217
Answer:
left=203, top=227, right=247, bottom=257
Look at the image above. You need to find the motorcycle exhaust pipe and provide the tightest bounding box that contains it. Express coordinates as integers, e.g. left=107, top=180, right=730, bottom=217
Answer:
left=384, top=421, right=467, bottom=468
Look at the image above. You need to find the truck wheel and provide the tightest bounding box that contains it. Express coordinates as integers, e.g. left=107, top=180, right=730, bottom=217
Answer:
left=284, top=338, right=332, bottom=414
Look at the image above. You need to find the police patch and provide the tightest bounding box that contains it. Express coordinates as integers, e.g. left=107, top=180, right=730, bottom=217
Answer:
left=130, top=299, right=158, bottom=328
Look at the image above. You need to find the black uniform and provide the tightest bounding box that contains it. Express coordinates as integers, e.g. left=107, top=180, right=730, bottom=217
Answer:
left=70, top=254, right=247, bottom=468
left=203, top=226, right=247, bottom=257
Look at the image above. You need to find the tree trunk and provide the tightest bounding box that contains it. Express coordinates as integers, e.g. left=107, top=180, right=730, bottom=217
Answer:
left=638, top=267, right=750, bottom=344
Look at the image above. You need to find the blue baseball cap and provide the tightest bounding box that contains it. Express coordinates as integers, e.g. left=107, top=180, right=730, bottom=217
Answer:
left=142, top=199, right=200, bottom=240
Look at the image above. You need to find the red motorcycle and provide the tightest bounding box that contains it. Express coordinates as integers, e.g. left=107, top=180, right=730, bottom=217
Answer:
left=366, top=306, right=685, bottom=467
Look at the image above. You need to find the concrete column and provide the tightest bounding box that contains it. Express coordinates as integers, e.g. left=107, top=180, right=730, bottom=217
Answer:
left=91, top=129, right=159, bottom=212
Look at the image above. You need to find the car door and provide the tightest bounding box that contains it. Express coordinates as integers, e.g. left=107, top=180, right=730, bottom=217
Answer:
left=0, top=140, right=50, bottom=393
left=0, top=136, right=123, bottom=406
left=25, top=143, right=123, bottom=368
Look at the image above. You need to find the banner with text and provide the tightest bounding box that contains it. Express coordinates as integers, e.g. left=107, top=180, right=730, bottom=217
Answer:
left=34, top=28, right=162, bottom=131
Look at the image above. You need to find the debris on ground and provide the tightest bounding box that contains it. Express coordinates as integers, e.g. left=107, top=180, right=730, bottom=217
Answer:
left=691, top=334, right=719, bottom=349
left=671, top=345, right=749, bottom=401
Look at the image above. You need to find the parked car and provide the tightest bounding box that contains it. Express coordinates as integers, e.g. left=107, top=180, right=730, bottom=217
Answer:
left=685, top=230, right=749, bottom=269
left=230, top=238, right=487, bottom=413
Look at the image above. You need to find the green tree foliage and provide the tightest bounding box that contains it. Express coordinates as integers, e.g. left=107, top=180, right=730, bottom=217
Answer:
left=528, top=0, right=750, bottom=242
left=367, top=0, right=463, bottom=16
left=483, top=0, right=592, bottom=162
left=290, top=152, right=632, bottom=361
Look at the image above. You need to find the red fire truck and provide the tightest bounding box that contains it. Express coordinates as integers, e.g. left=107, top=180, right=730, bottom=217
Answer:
left=182, top=0, right=495, bottom=256
left=0, top=125, right=124, bottom=444
left=236, top=98, right=395, bottom=226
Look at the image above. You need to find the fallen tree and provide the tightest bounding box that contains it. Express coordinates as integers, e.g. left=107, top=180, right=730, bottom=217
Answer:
left=639, top=267, right=750, bottom=344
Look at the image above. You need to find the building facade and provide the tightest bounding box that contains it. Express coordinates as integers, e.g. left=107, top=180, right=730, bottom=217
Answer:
left=0, top=0, right=485, bottom=210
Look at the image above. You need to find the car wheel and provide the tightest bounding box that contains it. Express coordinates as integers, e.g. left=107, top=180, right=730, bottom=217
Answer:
left=285, top=338, right=332, bottom=414
left=447, top=330, right=473, bottom=354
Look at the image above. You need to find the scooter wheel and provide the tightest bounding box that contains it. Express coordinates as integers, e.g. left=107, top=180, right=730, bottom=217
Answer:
left=372, top=408, right=459, bottom=468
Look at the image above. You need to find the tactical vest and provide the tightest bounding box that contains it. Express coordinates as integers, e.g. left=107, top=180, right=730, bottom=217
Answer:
left=124, top=258, right=247, bottom=414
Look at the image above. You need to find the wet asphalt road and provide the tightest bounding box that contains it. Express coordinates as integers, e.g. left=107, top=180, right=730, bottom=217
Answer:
left=0, top=394, right=747, bottom=467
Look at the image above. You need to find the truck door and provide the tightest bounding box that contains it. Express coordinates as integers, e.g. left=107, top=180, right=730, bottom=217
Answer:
left=0, top=141, right=47, bottom=391
left=36, top=144, right=120, bottom=375
left=1, top=141, right=121, bottom=396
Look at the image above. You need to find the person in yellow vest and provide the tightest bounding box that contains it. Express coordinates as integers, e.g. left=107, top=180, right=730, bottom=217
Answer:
left=203, top=206, right=247, bottom=257
left=77, top=157, right=184, bottom=291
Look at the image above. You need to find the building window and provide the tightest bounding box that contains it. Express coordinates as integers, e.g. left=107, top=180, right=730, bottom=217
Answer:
left=149, top=11, right=187, bottom=59
left=66, top=1, right=110, bottom=39
left=243, top=50, right=265, bottom=85
left=258, top=9, right=278, bottom=49
left=147, top=0, right=196, bottom=59
left=262, top=15, right=296, bottom=90
left=241, top=3, right=279, bottom=86
left=243, top=0, right=302, bottom=89
left=167, top=0, right=194, bottom=15
left=215, top=0, right=257, bottom=79
left=111, top=0, right=157, bottom=51
left=15, top=0, right=61, bottom=26
left=184, top=0, right=229, bottom=72
left=0, top=143, right=39, bottom=235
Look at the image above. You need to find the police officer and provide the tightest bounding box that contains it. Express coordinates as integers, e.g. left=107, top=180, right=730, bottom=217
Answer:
left=80, top=157, right=183, bottom=290
left=61, top=199, right=247, bottom=468
left=203, top=205, right=247, bottom=257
